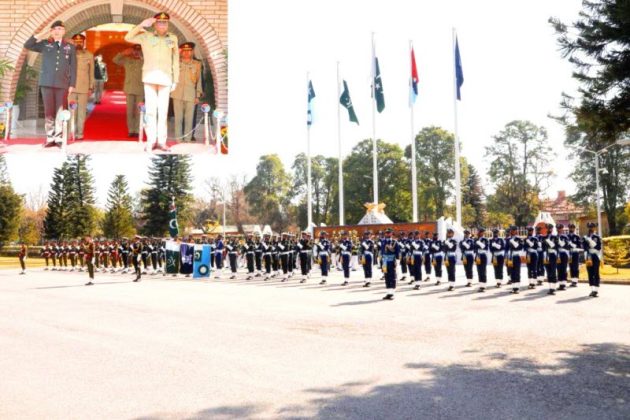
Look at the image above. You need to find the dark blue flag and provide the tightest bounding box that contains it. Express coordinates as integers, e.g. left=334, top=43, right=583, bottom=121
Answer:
left=307, top=80, right=315, bottom=126
left=455, top=37, right=464, bottom=101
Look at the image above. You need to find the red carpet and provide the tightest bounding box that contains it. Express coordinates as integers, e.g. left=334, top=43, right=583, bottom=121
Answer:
left=82, top=90, right=134, bottom=141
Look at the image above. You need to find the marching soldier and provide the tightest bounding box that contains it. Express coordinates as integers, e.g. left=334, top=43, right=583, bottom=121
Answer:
left=398, top=231, right=409, bottom=283
left=69, top=240, right=78, bottom=271
left=535, top=225, right=546, bottom=283
left=41, top=242, right=51, bottom=270
left=423, top=231, right=433, bottom=282
left=444, top=229, right=458, bottom=291
left=567, top=223, right=582, bottom=287
left=124, top=12, right=179, bottom=152
left=524, top=227, right=540, bottom=289
left=50, top=241, right=58, bottom=270
left=278, top=232, right=291, bottom=282
left=131, top=236, right=142, bottom=281
left=243, top=233, right=256, bottom=280
left=68, top=34, right=93, bottom=140
left=254, top=232, right=264, bottom=277
left=61, top=241, right=68, bottom=270
left=543, top=224, right=559, bottom=295
left=261, top=233, right=272, bottom=280
left=556, top=224, right=570, bottom=290
left=583, top=222, right=602, bottom=297
left=506, top=226, right=524, bottom=294
left=214, top=234, right=225, bottom=277
left=474, top=228, right=489, bottom=292
left=171, top=42, right=203, bottom=142
left=24, top=20, right=77, bottom=147
left=359, top=230, right=374, bottom=287
left=84, top=236, right=95, bottom=286
left=338, top=231, right=353, bottom=286
left=18, top=242, right=27, bottom=275
left=226, top=236, right=239, bottom=279
left=296, top=231, right=312, bottom=283
left=93, top=55, right=107, bottom=104
left=410, top=231, right=424, bottom=289
left=430, top=232, right=444, bottom=286
left=381, top=228, right=400, bottom=300
left=316, top=231, right=331, bottom=285
left=459, top=229, right=475, bottom=287
left=113, top=44, right=144, bottom=137
left=489, top=229, right=506, bottom=287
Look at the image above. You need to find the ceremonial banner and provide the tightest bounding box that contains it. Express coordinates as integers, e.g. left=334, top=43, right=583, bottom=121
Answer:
left=180, top=242, right=194, bottom=275
left=340, top=80, right=359, bottom=124
left=165, top=240, right=180, bottom=274
left=307, top=80, right=316, bottom=126
left=455, top=37, right=464, bottom=100
left=169, top=199, right=179, bottom=238
left=193, top=244, right=211, bottom=279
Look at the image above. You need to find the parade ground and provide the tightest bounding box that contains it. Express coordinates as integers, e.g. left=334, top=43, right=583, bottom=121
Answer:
left=1, top=267, right=629, bottom=420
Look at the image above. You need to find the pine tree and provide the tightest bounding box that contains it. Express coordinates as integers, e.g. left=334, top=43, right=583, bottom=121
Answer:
left=139, top=156, right=193, bottom=236
left=44, top=161, right=71, bottom=240
left=0, top=157, right=22, bottom=247
left=0, top=154, right=9, bottom=185
left=102, top=175, right=136, bottom=239
left=462, top=163, right=486, bottom=227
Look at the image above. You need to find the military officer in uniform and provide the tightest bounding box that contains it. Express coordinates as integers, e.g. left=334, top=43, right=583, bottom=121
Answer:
left=93, top=55, right=107, bottom=104
left=113, top=44, right=144, bottom=137
left=243, top=233, right=256, bottom=280
left=124, top=12, right=179, bottom=152
left=338, top=231, right=353, bottom=286
left=524, top=227, right=540, bottom=289
left=410, top=231, right=424, bottom=289
left=583, top=222, right=602, bottom=297
left=67, top=34, right=93, bottom=140
left=18, top=242, right=27, bottom=275
left=567, top=223, right=582, bottom=287
left=296, top=231, right=312, bottom=283
left=459, top=229, right=475, bottom=287
left=430, top=232, right=444, bottom=286
left=381, top=228, right=400, bottom=300
left=84, top=236, right=95, bottom=286
left=359, top=230, right=374, bottom=287
left=444, top=229, right=459, bottom=291
left=171, top=42, right=203, bottom=142
left=316, top=231, right=331, bottom=285
left=24, top=20, right=77, bottom=147
left=489, top=229, right=506, bottom=287
left=506, top=226, right=525, bottom=294
left=543, top=223, right=559, bottom=295
left=556, top=224, right=570, bottom=291
left=535, top=225, right=546, bottom=283
left=474, top=228, right=489, bottom=292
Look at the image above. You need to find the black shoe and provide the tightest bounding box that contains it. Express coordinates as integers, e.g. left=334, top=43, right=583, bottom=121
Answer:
left=435, top=281, right=441, bottom=286
left=44, top=141, right=59, bottom=148
left=466, top=282, right=472, bottom=287
left=85, top=281, right=94, bottom=286
left=382, top=294, right=394, bottom=300
left=408, top=280, right=414, bottom=285
left=512, top=288, right=519, bottom=294
left=133, top=277, right=141, bottom=282
left=341, top=281, right=349, bottom=286
left=496, top=283, right=502, bottom=288
left=592, top=291, right=598, bottom=297
left=528, top=284, right=535, bottom=290
left=478, top=287, right=485, bottom=293
left=319, top=279, right=327, bottom=285
left=413, top=285, right=420, bottom=290
left=547, top=289, right=555, bottom=295
left=537, top=280, right=543, bottom=286
left=447, top=285, right=454, bottom=291
left=363, top=282, right=371, bottom=287
left=558, top=285, right=566, bottom=291
left=299, top=279, right=306, bottom=283
left=569, top=282, right=578, bottom=288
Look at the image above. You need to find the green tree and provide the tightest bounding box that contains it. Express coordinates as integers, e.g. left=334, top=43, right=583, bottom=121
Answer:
left=345, top=139, right=411, bottom=223
left=244, top=154, right=292, bottom=231
left=0, top=178, right=22, bottom=248
left=44, top=161, right=72, bottom=240
left=292, top=153, right=338, bottom=228
left=102, top=175, right=136, bottom=239
left=551, top=0, right=630, bottom=234
left=404, top=127, right=455, bottom=220
left=485, top=120, right=552, bottom=226
left=139, top=156, right=193, bottom=237
left=462, top=162, right=486, bottom=227
left=65, top=155, right=96, bottom=238
left=0, top=154, right=9, bottom=185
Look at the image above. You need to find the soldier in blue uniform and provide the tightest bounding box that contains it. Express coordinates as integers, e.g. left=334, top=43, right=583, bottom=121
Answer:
left=381, top=228, right=400, bottom=300
left=506, top=226, right=524, bottom=294
left=397, top=231, right=409, bottom=283
left=226, top=236, right=239, bottom=279
left=410, top=231, right=424, bottom=289
left=474, top=227, right=490, bottom=292
left=214, top=234, right=225, bottom=278
left=430, top=232, right=444, bottom=286
left=535, top=225, right=546, bottom=283
left=583, top=222, right=602, bottom=297
left=24, top=20, right=77, bottom=147
left=316, top=231, right=331, bottom=284
left=490, top=229, right=506, bottom=287
left=338, top=231, right=353, bottom=286
left=567, top=223, right=582, bottom=287
left=459, top=229, right=475, bottom=287
left=524, top=227, right=539, bottom=289
left=422, top=231, right=433, bottom=282
left=278, top=232, right=292, bottom=282
left=543, top=223, right=559, bottom=295
left=556, top=224, right=571, bottom=290
left=243, top=233, right=256, bottom=280
left=296, top=231, right=312, bottom=283
left=359, top=230, right=375, bottom=287
left=444, top=229, right=458, bottom=291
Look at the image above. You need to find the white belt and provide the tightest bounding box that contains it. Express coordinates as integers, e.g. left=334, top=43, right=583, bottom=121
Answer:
left=433, top=252, right=444, bottom=257
left=447, top=252, right=457, bottom=257
left=413, top=251, right=423, bottom=255
left=477, top=250, right=489, bottom=255
left=319, top=252, right=329, bottom=257
left=547, top=250, right=557, bottom=254
left=341, top=251, right=351, bottom=256
left=362, top=251, right=373, bottom=255
left=511, top=251, right=524, bottom=257
left=559, top=249, right=569, bottom=254
left=492, top=251, right=504, bottom=256
left=588, top=249, right=600, bottom=255
left=464, top=251, right=474, bottom=255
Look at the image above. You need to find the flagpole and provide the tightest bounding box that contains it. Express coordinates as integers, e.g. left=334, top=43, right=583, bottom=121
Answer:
left=306, top=72, right=313, bottom=234
left=410, top=40, right=418, bottom=223
left=452, top=28, right=462, bottom=226
left=337, top=61, right=344, bottom=226
left=371, top=32, right=378, bottom=206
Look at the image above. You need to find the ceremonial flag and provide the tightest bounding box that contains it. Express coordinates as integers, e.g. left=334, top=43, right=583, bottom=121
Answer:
left=410, top=47, right=419, bottom=106
left=165, top=240, right=180, bottom=274
left=455, top=37, right=464, bottom=101
left=307, top=80, right=315, bottom=126
left=193, top=244, right=211, bottom=278
left=373, top=53, right=385, bottom=113
left=179, top=242, right=194, bottom=275
left=340, top=80, right=359, bottom=124
left=168, top=198, right=179, bottom=238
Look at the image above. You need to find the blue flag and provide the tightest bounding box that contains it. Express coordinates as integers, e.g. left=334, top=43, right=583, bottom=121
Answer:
left=193, top=244, right=211, bottom=278
left=455, top=37, right=464, bottom=101
left=307, top=80, right=315, bottom=126
left=180, top=243, right=194, bottom=275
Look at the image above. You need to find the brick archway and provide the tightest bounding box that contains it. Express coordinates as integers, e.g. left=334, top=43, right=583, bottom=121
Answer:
left=1, top=0, right=227, bottom=113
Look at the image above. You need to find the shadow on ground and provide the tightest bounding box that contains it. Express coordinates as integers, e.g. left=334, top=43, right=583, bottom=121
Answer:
left=134, top=342, right=630, bottom=419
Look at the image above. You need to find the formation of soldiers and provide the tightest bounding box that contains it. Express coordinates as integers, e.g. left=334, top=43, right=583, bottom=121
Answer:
left=24, top=222, right=603, bottom=298
left=23, top=12, right=204, bottom=149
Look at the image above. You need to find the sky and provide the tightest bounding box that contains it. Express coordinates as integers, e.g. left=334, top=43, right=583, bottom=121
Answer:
left=5, top=0, right=584, bottom=209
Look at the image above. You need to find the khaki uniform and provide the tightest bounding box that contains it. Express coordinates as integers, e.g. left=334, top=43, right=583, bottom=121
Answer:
left=124, top=25, right=179, bottom=147
left=171, top=59, right=203, bottom=141
left=113, top=53, right=145, bottom=135
left=68, top=49, right=94, bottom=138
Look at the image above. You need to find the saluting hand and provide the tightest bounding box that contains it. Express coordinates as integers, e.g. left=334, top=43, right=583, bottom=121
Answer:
left=68, top=87, right=74, bottom=95
left=141, top=18, right=156, bottom=28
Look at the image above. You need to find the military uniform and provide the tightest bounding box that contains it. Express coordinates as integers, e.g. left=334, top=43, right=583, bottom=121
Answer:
left=226, top=238, right=239, bottom=279
left=359, top=232, right=374, bottom=287
left=430, top=234, right=444, bottom=285
left=18, top=244, right=27, bottom=274
left=474, top=229, right=490, bottom=292
left=171, top=42, right=203, bottom=141
left=583, top=223, right=602, bottom=297
left=524, top=227, right=540, bottom=289
left=459, top=231, right=475, bottom=286
left=124, top=12, right=179, bottom=150
left=68, top=34, right=93, bottom=140
left=489, top=230, right=506, bottom=287
left=556, top=224, right=570, bottom=290
left=113, top=47, right=145, bottom=136
left=543, top=224, right=559, bottom=294
left=23, top=20, right=77, bottom=146
left=506, top=227, right=524, bottom=293
left=85, top=239, right=95, bottom=285
left=338, top=233, right=353, bottom=285
left=93, top=57, right=107, bottom=103
left=316, top=233, right=331, bottom=284
left=381, top=230, right=400, bottom=300
left=567, top=224, right=582, bottom=287
left=444, top=232, right=458, bottom=290
left=410, top=232, right=424, bottom=288
left=296, top=232, right=312, bottom=283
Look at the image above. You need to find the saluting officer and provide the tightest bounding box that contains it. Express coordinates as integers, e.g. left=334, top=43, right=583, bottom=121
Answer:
left=381, top=228, right=400, bottom=300
left=24, top=20, right=77, bottom=147
left=489, top=229, right=506, bottom=287
left=567, top=223, right=582, bottom=287
left=583, top=222, right=602, bottom=297
left=524, top=227, right=540, bottom=289
left=474, top=228, right=490, bottom=292
left=359, top=230, right=374, bottom=287
left=459, top=229, right=475, bottom=287
left=113, top=44, right=144, bottom=137
left=124, top=12, right=179, bottom=152
left=68, top=34, right=93, bottom=140
left=171, top=42, right=203, bottom=142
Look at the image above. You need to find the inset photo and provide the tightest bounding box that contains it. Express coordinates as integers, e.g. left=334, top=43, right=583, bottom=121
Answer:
left=0, top=1, right=227, bottom=155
